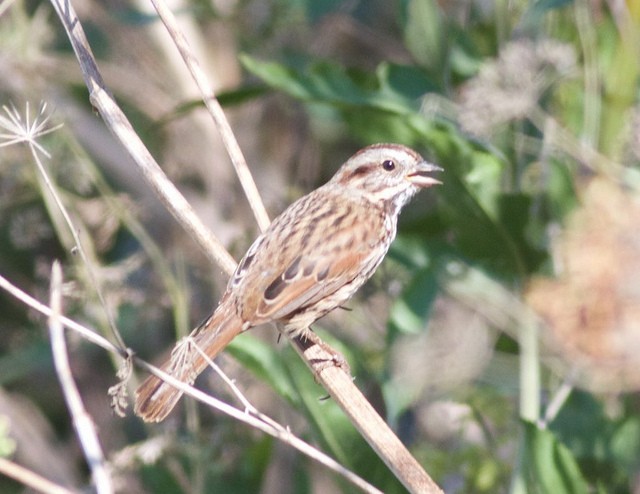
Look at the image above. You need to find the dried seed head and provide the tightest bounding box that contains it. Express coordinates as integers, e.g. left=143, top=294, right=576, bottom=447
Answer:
left=458, top=39, right=576, bottom=137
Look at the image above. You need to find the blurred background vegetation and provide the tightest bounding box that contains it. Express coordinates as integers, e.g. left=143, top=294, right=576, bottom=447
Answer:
left=1, top=0, right=640, bottom=492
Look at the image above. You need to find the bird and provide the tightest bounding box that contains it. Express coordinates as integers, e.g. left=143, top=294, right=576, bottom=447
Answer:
left=134, top=143, right=442, bottom=422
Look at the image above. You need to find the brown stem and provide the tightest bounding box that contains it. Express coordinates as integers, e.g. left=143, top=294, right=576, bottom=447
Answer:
left=293, top=333, right=443, bottom=494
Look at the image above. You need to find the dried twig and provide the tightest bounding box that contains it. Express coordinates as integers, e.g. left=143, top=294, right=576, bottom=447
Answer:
left=0, top=457, right=75, bottom=494
left=48, top=262, right=114, bottom=494
left=1, top=102, right=127, bottom=351
left=190, top=336, right=283, bottom=431
left=0, top=272, right=381, bottom=494
left=148, top=0, right=271, bottom=232
left=47, top=0, right=237, bottom=276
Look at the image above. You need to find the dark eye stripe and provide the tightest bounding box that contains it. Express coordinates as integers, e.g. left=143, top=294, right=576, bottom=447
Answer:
left=350, top=165, right=370, bottom=177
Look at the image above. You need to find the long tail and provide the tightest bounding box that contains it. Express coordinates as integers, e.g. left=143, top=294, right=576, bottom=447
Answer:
left=134, top=306, right=244, bottom=422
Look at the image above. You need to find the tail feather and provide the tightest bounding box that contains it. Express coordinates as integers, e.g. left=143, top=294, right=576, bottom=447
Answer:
left=134, top=307, right=243, bottom=422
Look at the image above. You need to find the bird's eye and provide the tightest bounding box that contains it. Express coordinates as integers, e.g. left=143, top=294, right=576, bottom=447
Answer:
left=382, top=160, right=395, bottom=171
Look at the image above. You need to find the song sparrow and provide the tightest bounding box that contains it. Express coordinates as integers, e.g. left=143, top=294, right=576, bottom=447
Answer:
left=135, top=143, right=442, bottom=422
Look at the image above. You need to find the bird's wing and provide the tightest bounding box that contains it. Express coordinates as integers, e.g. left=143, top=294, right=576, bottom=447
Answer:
left=252, top=211, right=385, bottom=323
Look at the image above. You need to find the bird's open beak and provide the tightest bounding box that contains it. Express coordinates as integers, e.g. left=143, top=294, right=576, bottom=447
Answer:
left=406, top=161, right=443, bottom=187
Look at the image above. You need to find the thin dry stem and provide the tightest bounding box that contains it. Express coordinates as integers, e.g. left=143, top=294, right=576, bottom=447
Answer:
left=148, top=0, right=271, bottom=232
left=539, top=372, right=575, bottom=428
left=0, top=457, right=75, bottom=494
left=48, top=0, right=237, bottom=276
left=0, top=272, right=120, bottom=354
left=13, top=104, right=126, bottom=351
left=189, top=336, right=282, bottom=431
left=0, top=272, right=381, bottom=494
left=0, top=0, right=17, bottom=17
left=48, top=262, right=114, bottom=494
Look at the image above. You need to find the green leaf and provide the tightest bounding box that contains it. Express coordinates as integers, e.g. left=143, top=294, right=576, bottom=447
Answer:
left=226, top=333, right=297, bottom=403
left=241, top=55, right=433, bottom=114
left=378, top=59, right=437, bottom=101
left=0, top=341, right=52, bottom=385
left=550, top=391, right=640, bottom=489
left=388, top=234, right=435, bottom=271
left=610, top=417, right=640, bottom=471
left=497, top=193, right=547, bottom=273
left=0, top=417, right=16, bottom=458
left=155, top=85, right=269, bottom=127
left=438, top=171, right=527, bottom=278
left=547, top=159, right=579, bottom=220
left=521, top=421, right=589, bottom=494
left=388, top=264, right=438, bottom=336
left=402, top=0, right=448, bottom=75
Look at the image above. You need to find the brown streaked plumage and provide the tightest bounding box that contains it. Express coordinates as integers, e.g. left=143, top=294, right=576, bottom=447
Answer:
left=134, top=143, right=442, bottom=422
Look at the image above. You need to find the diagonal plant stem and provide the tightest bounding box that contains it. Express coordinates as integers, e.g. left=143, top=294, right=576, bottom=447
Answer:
left=0, top=457, right=75, bottom=494
left=0, top=271, right=382, bottom=494
left=148, top=0, right=271, bottom=232
left=8, top=103, right=128, bottom=352
left=539, top=371, right=576, bottom=428
left=293, top=332, right=443, bottom=494
left=48, top=0, right=237, bottom=276
left=190, top=336, right=284, bottom=431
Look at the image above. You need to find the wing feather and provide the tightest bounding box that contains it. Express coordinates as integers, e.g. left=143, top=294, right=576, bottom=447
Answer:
left=254, top=224, right=381, bottom=322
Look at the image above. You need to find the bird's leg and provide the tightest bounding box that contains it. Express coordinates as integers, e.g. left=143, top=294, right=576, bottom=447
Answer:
left=293, top=330, right=351, bottom=376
